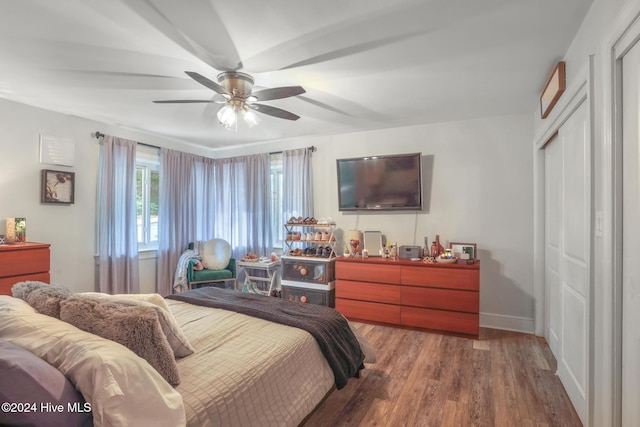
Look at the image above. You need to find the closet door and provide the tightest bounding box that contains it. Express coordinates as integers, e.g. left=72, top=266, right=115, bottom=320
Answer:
left=544, top=99, right=590, bottom=424
left=622, top=38, right=640, bottom=426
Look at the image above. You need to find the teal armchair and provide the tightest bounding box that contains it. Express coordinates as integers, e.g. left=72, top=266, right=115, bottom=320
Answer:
left=186, top=242, right=237, bottom=290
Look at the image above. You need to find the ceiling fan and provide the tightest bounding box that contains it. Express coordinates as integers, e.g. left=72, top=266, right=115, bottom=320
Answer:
left=153, top=71, right=305, bottom=129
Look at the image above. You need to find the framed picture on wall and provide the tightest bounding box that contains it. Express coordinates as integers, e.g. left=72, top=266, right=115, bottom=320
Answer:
left=450, top=242, right=477, bottom=260
left=540, top=61, right=566, bottom=119
left=41, top=169, right=75, bottom=204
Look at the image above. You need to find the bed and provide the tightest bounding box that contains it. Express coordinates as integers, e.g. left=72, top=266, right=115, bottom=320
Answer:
left=0, top=284, right=373, bottom=427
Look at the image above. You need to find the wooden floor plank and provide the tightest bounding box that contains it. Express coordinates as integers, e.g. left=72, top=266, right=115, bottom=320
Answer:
left=467, top=344, right=494, bottom=427
left=303, top=325, right=582, bottom=427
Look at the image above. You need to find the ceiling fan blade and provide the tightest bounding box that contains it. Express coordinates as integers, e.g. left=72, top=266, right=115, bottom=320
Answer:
left=249, top=103, right=300, bottom=121
left=153, top=100, right=212, bottom=103
left=185, top=71, right=229, bottom=96
left=251, top=86, right=306, bottom=101
left=121, top=0, right=242, bottom=71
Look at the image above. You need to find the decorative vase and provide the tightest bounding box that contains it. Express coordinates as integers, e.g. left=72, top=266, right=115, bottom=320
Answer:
left=435, top=234, right=444, bottom=256
left=430, top=241, right=438, bottom=258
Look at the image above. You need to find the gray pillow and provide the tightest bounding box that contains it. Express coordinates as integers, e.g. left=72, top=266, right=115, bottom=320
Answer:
left=59, top=296, right=180, bottom=386
left=12, top=281, right=73, bottom=318
left=0, top=339, right=93, bottom=427
left=77, top=293, right=194, bottom=358
left=11, top=280, right=50, bottom=300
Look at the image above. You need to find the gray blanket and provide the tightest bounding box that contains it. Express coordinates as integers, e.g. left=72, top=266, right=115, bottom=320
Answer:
left=167, top=287, right=364, bottom=389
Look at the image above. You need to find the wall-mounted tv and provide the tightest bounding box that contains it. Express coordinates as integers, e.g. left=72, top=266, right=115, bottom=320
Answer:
left=337, top=152, right=423, bottom=211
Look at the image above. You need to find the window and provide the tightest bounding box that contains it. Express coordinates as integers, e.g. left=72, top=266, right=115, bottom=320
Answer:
left=270, top=152, right=284, bottom=248
left=136, top=145, right=160, bottom=249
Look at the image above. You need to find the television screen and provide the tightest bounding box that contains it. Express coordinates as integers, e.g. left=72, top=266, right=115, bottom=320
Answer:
left=337, top=153, right=423, bottom=211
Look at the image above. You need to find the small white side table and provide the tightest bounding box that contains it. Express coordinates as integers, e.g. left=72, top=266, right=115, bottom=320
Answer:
left=237, top=260, right=281, bottom=296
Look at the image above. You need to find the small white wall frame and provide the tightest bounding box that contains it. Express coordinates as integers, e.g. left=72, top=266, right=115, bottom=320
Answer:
left=39, top=134, right=75, bottom=166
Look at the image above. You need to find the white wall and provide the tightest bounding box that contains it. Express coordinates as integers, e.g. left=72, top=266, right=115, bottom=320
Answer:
left=217, top=114, right=535, bottom=331
left=0, top=97, right=535, bottom=331
left=0, top=98, right=201, bottom=293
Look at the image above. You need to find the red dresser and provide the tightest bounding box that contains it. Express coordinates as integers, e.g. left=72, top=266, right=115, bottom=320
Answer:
left=335, top=256, right=480, bottom=336
left=0, top=242, right=51, bottom=296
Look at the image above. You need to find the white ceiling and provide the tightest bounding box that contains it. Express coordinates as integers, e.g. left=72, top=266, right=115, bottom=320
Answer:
left=0, top=0, right=592, bottom=149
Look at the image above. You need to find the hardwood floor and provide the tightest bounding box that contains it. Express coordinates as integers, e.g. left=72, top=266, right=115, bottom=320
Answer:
left=304, top=324, right=582, bottom=427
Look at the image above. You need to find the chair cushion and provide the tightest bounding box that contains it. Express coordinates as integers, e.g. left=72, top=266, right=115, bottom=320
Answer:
left=192, top=268, right=233, bottom=282
left=201, top=239, right=231, bottom=270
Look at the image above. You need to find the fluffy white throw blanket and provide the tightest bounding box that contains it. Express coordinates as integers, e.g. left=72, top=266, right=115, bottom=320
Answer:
left=173, top=247, right=201, bottom=293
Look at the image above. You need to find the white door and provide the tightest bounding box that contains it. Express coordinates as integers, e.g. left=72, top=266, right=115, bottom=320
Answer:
left=545, top=133, right=561, bottom=358
left=544, top=100, right=590, bottom=424
left=622, top=38, right=640, bottom=427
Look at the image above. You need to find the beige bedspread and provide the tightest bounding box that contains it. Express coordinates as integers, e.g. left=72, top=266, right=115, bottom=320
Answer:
left=167, top=299, right=335, bottom=427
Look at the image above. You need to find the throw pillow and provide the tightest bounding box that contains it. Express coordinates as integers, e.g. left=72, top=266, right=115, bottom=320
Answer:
left=12, top=281, right=73, bottom=318
left=11, top=280, right=50, bottom=300
left=0, top=339, right=92, bottom=427
left=59, top=296, right=181, bottom=385
left=78, top=292, right=195, bottom=358
left=201, top=238, right=231, bottom=270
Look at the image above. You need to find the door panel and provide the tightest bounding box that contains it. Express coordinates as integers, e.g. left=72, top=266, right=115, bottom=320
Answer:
left=545, top=134, right=562, bottom=357
left=622, top=38, right=640, bottom=427
left=544, top=99, right=590, bottom=424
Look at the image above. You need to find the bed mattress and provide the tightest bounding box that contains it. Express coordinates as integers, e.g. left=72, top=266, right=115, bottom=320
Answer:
left=167, top=299, right=335, bottom=427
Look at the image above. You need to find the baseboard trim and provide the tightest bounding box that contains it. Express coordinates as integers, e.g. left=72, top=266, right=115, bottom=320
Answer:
left=480, top=312, right=535, bottom=334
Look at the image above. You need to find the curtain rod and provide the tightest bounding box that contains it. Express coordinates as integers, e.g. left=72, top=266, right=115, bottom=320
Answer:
left=270, top=145, right=316, bottom=155
left=93, top=131, right=159, bottom=149
left=95, top=131, right=316, bottom=154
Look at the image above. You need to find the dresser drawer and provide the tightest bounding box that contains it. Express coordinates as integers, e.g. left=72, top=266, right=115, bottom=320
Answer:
left=336, top=298, right=400, bottom=324
left=336, top=262, right=401, bottom=284
left=336, top=280, right=400, bottom=304
left=401, top=266, right=479, bottom=291
left=282, top=285, right=335, bottom=307
left=401, top=306, right=479, bottom=335
left=0, top=247, right=50, bottom=277
left=281, top=257, right=335, bottom=285
left=0, top=272, right=50, bottom=296
left=401, top=287, right=478, bottom=313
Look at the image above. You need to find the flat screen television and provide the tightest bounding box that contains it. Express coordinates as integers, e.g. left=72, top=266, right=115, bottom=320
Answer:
left=337, top=153, right=423, bottom=211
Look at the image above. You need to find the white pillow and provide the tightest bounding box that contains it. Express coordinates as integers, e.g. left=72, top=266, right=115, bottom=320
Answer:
left=201, top=239, right=231, bottom=270
left=78, top=292, right=195, bottom=358
left=0, top=296, right=186, bottom=427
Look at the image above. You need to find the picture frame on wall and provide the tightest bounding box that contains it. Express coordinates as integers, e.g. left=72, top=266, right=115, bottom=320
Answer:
left=41, top=169, right=75, bottom=204
left=450, top=242, right=477, bottom=260
left=539, top=61, right=566, bottom=119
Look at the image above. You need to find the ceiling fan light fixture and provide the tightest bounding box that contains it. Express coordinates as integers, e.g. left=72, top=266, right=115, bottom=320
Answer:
left=155, top=71, right=304, bottom=129
left=242, top=107, right=260, bottom=128
left=217, top=104, right=237, bottom=129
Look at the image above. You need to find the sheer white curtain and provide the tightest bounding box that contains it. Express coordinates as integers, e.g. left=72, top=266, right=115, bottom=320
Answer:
left=212, top=153, right=272, bottom=261
left=283, top=147, right=314, bottom=219
left=156, top=148, right=198, bottom=295
left=193, top=156, right=217, bottom=241
left=157, top=150, right=275, bottom=294
left=97, top=135, right=139, bottom=294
